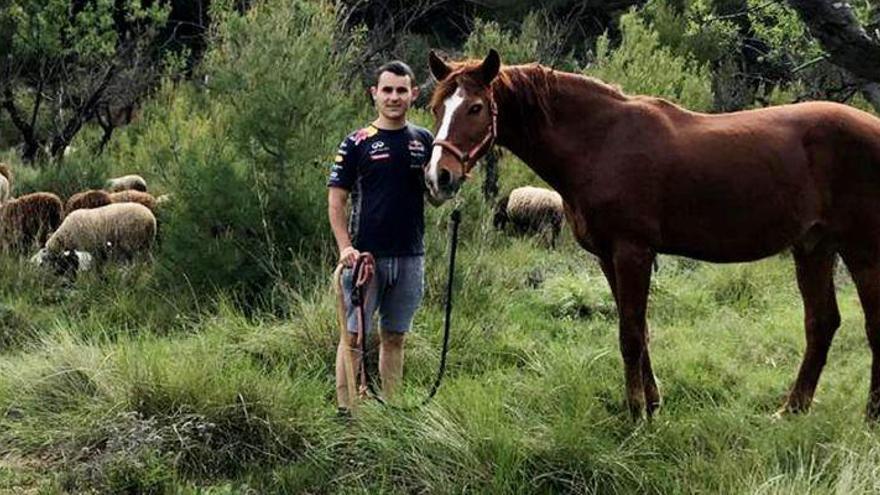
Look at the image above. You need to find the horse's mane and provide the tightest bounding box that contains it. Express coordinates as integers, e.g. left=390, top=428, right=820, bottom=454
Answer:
left=430, top=61, right=629, bottom=141
left=429, top=61, right=556, bottom=123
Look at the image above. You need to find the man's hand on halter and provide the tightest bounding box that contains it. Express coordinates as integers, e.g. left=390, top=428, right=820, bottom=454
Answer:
left=339, top=246, right=360, bottom=267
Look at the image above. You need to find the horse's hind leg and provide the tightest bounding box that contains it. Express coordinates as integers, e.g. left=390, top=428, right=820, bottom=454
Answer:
left=784, top=244, right=840, bottom=413
left=840, top=242, right=880, bottom=419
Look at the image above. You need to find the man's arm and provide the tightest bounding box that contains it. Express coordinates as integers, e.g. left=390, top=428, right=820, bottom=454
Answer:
left=328, top=186, right=358, bottom=266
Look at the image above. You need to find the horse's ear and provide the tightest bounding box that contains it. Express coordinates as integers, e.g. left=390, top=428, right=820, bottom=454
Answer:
left=429, top=50, right=452, bottom=82
left=480, top=49, right=501, bottom=86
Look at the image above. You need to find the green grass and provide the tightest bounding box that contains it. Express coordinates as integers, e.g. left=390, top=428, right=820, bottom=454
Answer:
left=2, top=208, right=880, bottom=493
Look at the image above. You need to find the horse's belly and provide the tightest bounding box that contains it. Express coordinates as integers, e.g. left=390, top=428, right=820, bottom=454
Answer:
left=659, top=200, right=813, bottom=262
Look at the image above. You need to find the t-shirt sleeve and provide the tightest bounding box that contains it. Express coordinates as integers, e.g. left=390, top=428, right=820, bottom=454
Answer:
left=327, top=136, right=357, bottom=190
left=420, top=128, right=434, bottom=150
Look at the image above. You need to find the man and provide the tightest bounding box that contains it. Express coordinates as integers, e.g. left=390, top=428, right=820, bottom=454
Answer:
left=327, top=61, right=434, bottom=414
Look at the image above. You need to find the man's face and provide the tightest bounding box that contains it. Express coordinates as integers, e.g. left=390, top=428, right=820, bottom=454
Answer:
left=371, top=71, right=419, bottom=121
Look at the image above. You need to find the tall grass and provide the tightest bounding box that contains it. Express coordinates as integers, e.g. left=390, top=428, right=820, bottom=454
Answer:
left=2, top=212, right=880, bottom=493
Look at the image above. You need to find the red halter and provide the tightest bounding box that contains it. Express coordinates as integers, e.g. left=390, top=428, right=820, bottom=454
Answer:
left=432, top=99, right=498, bottom=178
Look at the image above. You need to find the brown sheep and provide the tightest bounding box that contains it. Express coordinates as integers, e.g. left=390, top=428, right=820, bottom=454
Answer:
left=109, top=190, right=156, bottom=212
left=0, top=192, right=63, bottom=252
left=64, top=189, right=112, bottom=215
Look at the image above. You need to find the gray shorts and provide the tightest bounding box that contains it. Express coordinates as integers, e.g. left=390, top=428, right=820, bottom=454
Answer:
left=342, top=255, right=425, bottom=334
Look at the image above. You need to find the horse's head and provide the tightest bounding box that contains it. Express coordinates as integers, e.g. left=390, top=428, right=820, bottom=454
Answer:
left=426, top=49, right=501, bottom=204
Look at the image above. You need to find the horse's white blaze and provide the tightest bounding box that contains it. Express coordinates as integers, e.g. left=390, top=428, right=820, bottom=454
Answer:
left=427, top=87, right=466, bottom=190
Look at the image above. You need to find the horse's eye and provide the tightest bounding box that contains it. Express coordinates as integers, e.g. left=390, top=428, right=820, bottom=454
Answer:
left=468, top=103, right=483, bottom=115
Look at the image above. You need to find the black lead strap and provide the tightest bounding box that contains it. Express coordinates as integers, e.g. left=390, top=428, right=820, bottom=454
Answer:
left=354, top=207, right=462, bottom=409
left=422, top=207, right=461, bottom=405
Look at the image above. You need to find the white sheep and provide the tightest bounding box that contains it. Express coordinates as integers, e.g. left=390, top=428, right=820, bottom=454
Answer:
left=0, top=176, right=9, bottom=205
left=106, top=174, right=147, bottom=193
left=0, top=163, right=11, bottom=204
left=0, top=163, right=12, bottom=204
left=494, top=186, right=565, bottom=247
left=46, top=202, right=156, bottom=260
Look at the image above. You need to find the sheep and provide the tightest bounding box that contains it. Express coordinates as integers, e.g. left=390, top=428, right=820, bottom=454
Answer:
left=65, top=189, right=112, bottom=215
left=0, top=163, right=11, bottom=204
left=46, top=203, right=156, bottom=261
left=0, top=192, right=64, bottom=252
left=106, top=174, right=147, bottom=193
left=109, top=190, right=156, bottom=212
left=30, top=248, right=94, bottom=276
left=493, top=186, right=564, bottom=247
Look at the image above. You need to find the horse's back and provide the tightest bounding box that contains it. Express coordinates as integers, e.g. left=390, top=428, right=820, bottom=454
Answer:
left=631, top=101, right=880, bottom=261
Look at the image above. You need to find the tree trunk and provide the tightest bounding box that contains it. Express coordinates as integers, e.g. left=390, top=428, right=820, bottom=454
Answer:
left=786, top=0, right=880, bottom=82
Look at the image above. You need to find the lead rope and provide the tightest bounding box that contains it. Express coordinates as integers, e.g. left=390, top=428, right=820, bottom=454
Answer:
left=335, top=208, right=462, bottom=410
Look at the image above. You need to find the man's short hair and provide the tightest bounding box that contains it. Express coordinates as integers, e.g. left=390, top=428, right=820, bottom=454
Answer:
left=375, top=61, right=416, bottom=86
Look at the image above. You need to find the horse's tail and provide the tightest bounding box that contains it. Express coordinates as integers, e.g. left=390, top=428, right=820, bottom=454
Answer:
left=493, top=194, right=509, bottom=230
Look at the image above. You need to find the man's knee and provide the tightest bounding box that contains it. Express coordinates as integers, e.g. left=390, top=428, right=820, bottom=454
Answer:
left=380, top=329, right=406, bottom=348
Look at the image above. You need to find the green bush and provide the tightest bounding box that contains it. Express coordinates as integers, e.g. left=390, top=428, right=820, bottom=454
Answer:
left=587, top=11, right=714, bottom=111
left=151, top=0, right=363, bottom=303
left=464, top=12, right=579, bottom=71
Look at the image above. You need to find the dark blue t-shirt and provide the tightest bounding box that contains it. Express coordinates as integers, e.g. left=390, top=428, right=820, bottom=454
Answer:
left=327, top=123, right=433, bottom=257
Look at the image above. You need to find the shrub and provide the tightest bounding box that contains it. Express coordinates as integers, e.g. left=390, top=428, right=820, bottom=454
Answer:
left=587, top=11, right=714, bottom=111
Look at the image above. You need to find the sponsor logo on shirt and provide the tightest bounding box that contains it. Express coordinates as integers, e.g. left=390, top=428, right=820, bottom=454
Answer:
left=368, top=140, right=390, bottom=161
left=352, top=125, right=379, bottom=145
left=408, top=140, right=425, bottom=152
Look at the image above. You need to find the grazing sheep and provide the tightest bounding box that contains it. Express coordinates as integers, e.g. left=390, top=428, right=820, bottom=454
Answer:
left=0, top=163, right=11, bottom=204
left=494, top=186, right=564, bottom=247
left=109, top=190, right=156, bottom=212
left=30, top=248, right=94, bottom=276
left=65, top=189, right=112, bottom=215
left=46, top=203, right=156, bottom=260
left=0, top=192, right=64, bottom=252
left=106, top=174, right=147, bottom=193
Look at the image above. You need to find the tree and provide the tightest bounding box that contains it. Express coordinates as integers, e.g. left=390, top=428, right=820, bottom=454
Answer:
left=0, top=0, right=172, bottom=163
left=786, top=0, right=880, bottom=111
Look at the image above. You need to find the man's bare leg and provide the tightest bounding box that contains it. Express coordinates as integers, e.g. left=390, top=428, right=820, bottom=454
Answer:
left=379, top=329, right=406, bottom=399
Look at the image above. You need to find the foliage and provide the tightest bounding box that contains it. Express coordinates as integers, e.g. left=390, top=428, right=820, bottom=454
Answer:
left=0, top=0, right=173, bottom=161
left=587, top=11, right=714, bottom=111
left=137, top=0, right=363, bottom=303
left=463, top=12, right=580, bottom=71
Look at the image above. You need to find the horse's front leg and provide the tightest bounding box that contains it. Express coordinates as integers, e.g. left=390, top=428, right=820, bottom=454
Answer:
left=605, top=240, right=656, bottom=419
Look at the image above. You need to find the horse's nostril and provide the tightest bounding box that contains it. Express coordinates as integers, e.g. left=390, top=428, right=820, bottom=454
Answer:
left=438, top=169, right=452, bottom=187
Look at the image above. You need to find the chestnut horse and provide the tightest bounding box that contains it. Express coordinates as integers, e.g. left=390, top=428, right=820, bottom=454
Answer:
left=425, top=49, right=880, bottom=420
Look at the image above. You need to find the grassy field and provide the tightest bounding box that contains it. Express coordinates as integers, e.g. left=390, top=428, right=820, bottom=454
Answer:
left=1, top=201, right=880, bottom=494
